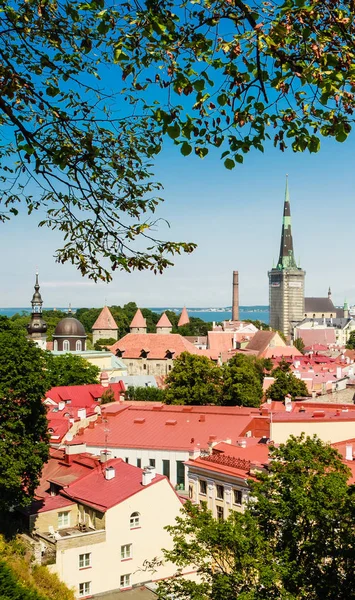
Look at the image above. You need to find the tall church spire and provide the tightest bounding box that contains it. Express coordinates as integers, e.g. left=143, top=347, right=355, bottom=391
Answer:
left=27, top=273, right=47, bottom=348
left=277, top=175, right=298, bottom=270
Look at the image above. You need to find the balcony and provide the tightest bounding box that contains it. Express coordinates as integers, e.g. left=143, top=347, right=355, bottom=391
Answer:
left=36, top=526, right=106, bottom=552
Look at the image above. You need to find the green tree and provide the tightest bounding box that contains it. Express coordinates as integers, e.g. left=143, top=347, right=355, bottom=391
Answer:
left=46, top=353, right=100, bottom=387
left=176, top=317, right=213, bottom=337
left=293, top=337, right=305, bottom=353
left=222, top=354, right=264, bottom=407
left=266, top=370, right=309, bottom=400
left=346, top=331, right=355, bottom=350
left=125, top=386, right=166, bottom=402
left=94, top=337, right=117, bottom=351
left=157, top=436, right=355, bottom=600
left=0, top=320, right=49, bottom=511
left=100, top=388, right=116, bottom=405
left=165, top=352, right=222, bottom=405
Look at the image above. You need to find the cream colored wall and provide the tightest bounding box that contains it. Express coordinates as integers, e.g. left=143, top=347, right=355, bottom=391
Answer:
left=121, top=357, right=174, bottom=376
left=271, top=419, right=355, bottom=444
left=51, top=478, right=188, bottom=598
left=32, top=505, right=79, bottom=534
left=92, top=329, right=118, bottom=344
left=188, top=469, right=248, bottom=520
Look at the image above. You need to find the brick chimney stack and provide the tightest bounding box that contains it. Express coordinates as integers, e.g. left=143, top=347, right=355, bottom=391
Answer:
left=232, top=271, right=239, bottom=321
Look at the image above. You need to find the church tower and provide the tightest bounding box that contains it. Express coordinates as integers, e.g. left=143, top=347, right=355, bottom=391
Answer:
left=27, top=273, right=48, bottom=349
left=268, top=178, right=305, bottom=339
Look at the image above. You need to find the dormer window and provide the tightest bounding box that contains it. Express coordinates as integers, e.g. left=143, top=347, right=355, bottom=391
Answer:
left=116, top=349, right=124, bottom=357
left=165, top=349, right=175, bottom=359
left=140, top=348, right=150, bottom=359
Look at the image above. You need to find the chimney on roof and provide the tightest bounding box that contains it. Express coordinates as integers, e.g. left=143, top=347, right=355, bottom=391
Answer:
left=142, top=466, right=155, bottom=486
left=104, top=465, right=116, bottom=480
left=345, top=444, right=353, bottom=461
left=232, top=271, right=239, bottom=321
left=336, top=366, right=342, bottom=379
left=100, top=371, right=109, bottom=388
left=199, top=414, right=206, bottom=422
left=64, top=442, right=87, bottom=464
left=284, top=395, right=292, bottom=412
left=58, top=400, right=66, bottom=411
left=77, top=408, right=86, bottom=420
left=239, top=439, right=247, bottom=448
left=100, top=449, right=112, bottom=463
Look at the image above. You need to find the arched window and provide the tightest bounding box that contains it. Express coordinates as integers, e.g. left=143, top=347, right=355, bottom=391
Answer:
left=63, top=340, right=70, bottom=351
left=53, top=340, right=58, bottom=351
left=130, top=512, right=140, bottom=528
left=76, top=340, right=82, bottom=351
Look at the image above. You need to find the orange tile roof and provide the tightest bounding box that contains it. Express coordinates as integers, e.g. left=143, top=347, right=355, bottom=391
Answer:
left=130, top=309, right=147, bottom=328
left=263, top=346, right=302, bottom=359
left=246, top=331, right=279, bottom=355
left=178, top=307, right=190, bottom=327
left=92, top=306, right=118, bottom=331
left=156, top=312, right=173, bottom=328
left=109, top=333, right=205, bottom=359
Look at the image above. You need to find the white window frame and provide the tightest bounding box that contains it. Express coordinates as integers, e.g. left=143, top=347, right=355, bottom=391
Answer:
left=120, top=574, right=131, bottom=589
left=63, top=340, right=70, bottom=351
left=79, top=553, right=91, bottom=569
left=53, top=340, right=58, bottom=351
left=233, top=489, right=243, bottom=505
left=79, top=581, right=91, bottom=597
left=130, top=512, right=140, bottom=528
left=58, top=511, right=70, bottom=529
left=76, top=340, right=82, bottom=351
left=121, top=544, right=132, bottom=560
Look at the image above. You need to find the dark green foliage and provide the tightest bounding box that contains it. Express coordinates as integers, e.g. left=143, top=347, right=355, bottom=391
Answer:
left=125, top=386, right=166, bottom=402
left=157, top=436, right=355, bottom=600
left=177, top=317, right=212, bottom=337
left=266, top=369, right=309, bottom=400
left=46, top=353, right=99, bottom=387
left=222, top=354, right=264, bottom=407
left=346, top=331, right=355, bottom=350
left=100, top=388, right=116, bottom=405
left=0, top=560, right=46, bottom=600
left=10, top=310, right=67, bottom=341
left=94, top=338, right=116, bottom=351
left=0, top=321, right=49, bottom=511
left=165, top=352, right=222, bottom=405
left=293, top=337, right=305, bottom=353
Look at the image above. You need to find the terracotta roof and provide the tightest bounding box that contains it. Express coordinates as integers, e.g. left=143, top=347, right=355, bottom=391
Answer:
left=35, top=448, right=99, bottom=497
left=245, top=331, right=278, bottom=354
left=109, top=333, right=204, bottom=360
left=76, top=404, right=270, bottom=451
left=304, top=297, right=336, bottom=313
left=62, top=458, right=166, bottom=512
left=130, top=309, right=146, bottom=329
left=45, top=382, right=125, bottom=407
left=295, top=328, right=336, bottom=347
left=178, top=307, right=190, bottom=327
left=186, top=441, right=269, bottom=479
left=92, top=306, right=118, bottom=331
left=27, top=495, right=76, bottom=515
left=156, top=312, right=172, bottom=328
left=263, top=346, right=302, bottom=359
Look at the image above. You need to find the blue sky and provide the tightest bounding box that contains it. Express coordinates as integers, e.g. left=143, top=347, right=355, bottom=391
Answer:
left=1, top=132, right=354, bottom=309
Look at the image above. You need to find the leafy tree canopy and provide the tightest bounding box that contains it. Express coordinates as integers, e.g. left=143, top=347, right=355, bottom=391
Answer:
left=266, top=368, right=309, bottom=400
left=2, top=0, right=355, bottom=281
left=0, top=320, right=49, bottom=511
left=46, top=353, right=100, bottom=387
left=346, top=331, right=355, bottom=350
left=125, top=385, right=166, bottom=402
left=222, top=353, right=264, bottom=407
left=157, top=435, right=355, bottom=600
left=293, top=336, right=305, bottom=353
left=165, top=352, right=222, bottom=405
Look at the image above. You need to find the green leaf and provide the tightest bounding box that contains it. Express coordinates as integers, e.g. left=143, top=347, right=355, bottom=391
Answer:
left=193, top=79, right=205, bottom=92
left=217, top=93, right=228, bottom=106
left=167, top=123, right=181, bottom=139
left=181, top=142, right=192, bottom=156
left=224, top=158, right=235, bottom=169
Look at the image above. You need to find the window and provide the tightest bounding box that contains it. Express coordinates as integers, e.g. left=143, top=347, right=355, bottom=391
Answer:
left=63, top=340, right=70, bottom=351
left=136, top=458, right=142, bottom=468
left=233, top=490, right=243, bottom=505
left=125, top=457, right=129, bottom=463
left=199, top=480, right=207, bottom=495
left=76, top=340, right=82, bottom=351
left=162, top=459, right=170, bottom=479
left=216, top=506, right=224, bottom=521
left=79, top=582, right=91, bottom=597
left=120, top=574, right=131, bottom=589
left=53, top=340, right=58, bottom=351
left=58, top=511, right=70, bottom=528
left=189, top=485, right=193, bottom=499
left=216, top=485, right=224, bottom=500
left=149, top=458, right=156, bottom=467
left=130, top=512, right=140, bottom=528
left=79, top=553, right=91, bottom=569
left=121, top=544, right=132, bottom=560
left=176, top=461, right=185, bottom=488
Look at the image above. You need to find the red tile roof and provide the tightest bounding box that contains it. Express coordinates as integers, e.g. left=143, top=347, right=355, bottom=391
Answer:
left=156, top=312, right=173, bottom=328
left=62, top=458, right=166, bottom=512
left=263, top=346, right=302, bottom=359
left=178, top=307, right=190, bottom=327
left=46, top=382, right=125, bottom=407
left=35, top=448, right=99, bottom=498
left=186, top=441, right=269, bottom=479
left=109, top=333, right=204, bottom=359
left=76, top=404, right=269, bottom=451
left=92, top=306, right=118, bottom=331
left=130, top=309, right=146, bottom=329
left=27, top=495, right=76, bottom=515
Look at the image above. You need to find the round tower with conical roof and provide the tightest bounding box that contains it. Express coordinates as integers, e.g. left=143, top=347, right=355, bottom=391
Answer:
left=27, top=273, right=48, bottom=349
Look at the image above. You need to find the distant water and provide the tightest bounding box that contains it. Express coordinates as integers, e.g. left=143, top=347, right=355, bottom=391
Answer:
left=0, top=307, right=71, bottom=317
left=0, top=306, right=270, bottom=324
left=151, top=306, right=269, bottom=324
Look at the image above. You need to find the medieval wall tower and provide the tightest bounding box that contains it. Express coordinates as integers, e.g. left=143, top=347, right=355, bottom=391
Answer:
left=268, top=178, right=305, bottom=339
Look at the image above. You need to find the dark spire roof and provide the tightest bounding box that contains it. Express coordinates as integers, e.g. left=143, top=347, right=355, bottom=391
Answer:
left=27, top=273, right=47, bottom=335
left=276, top=176, right=298, bottom=270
